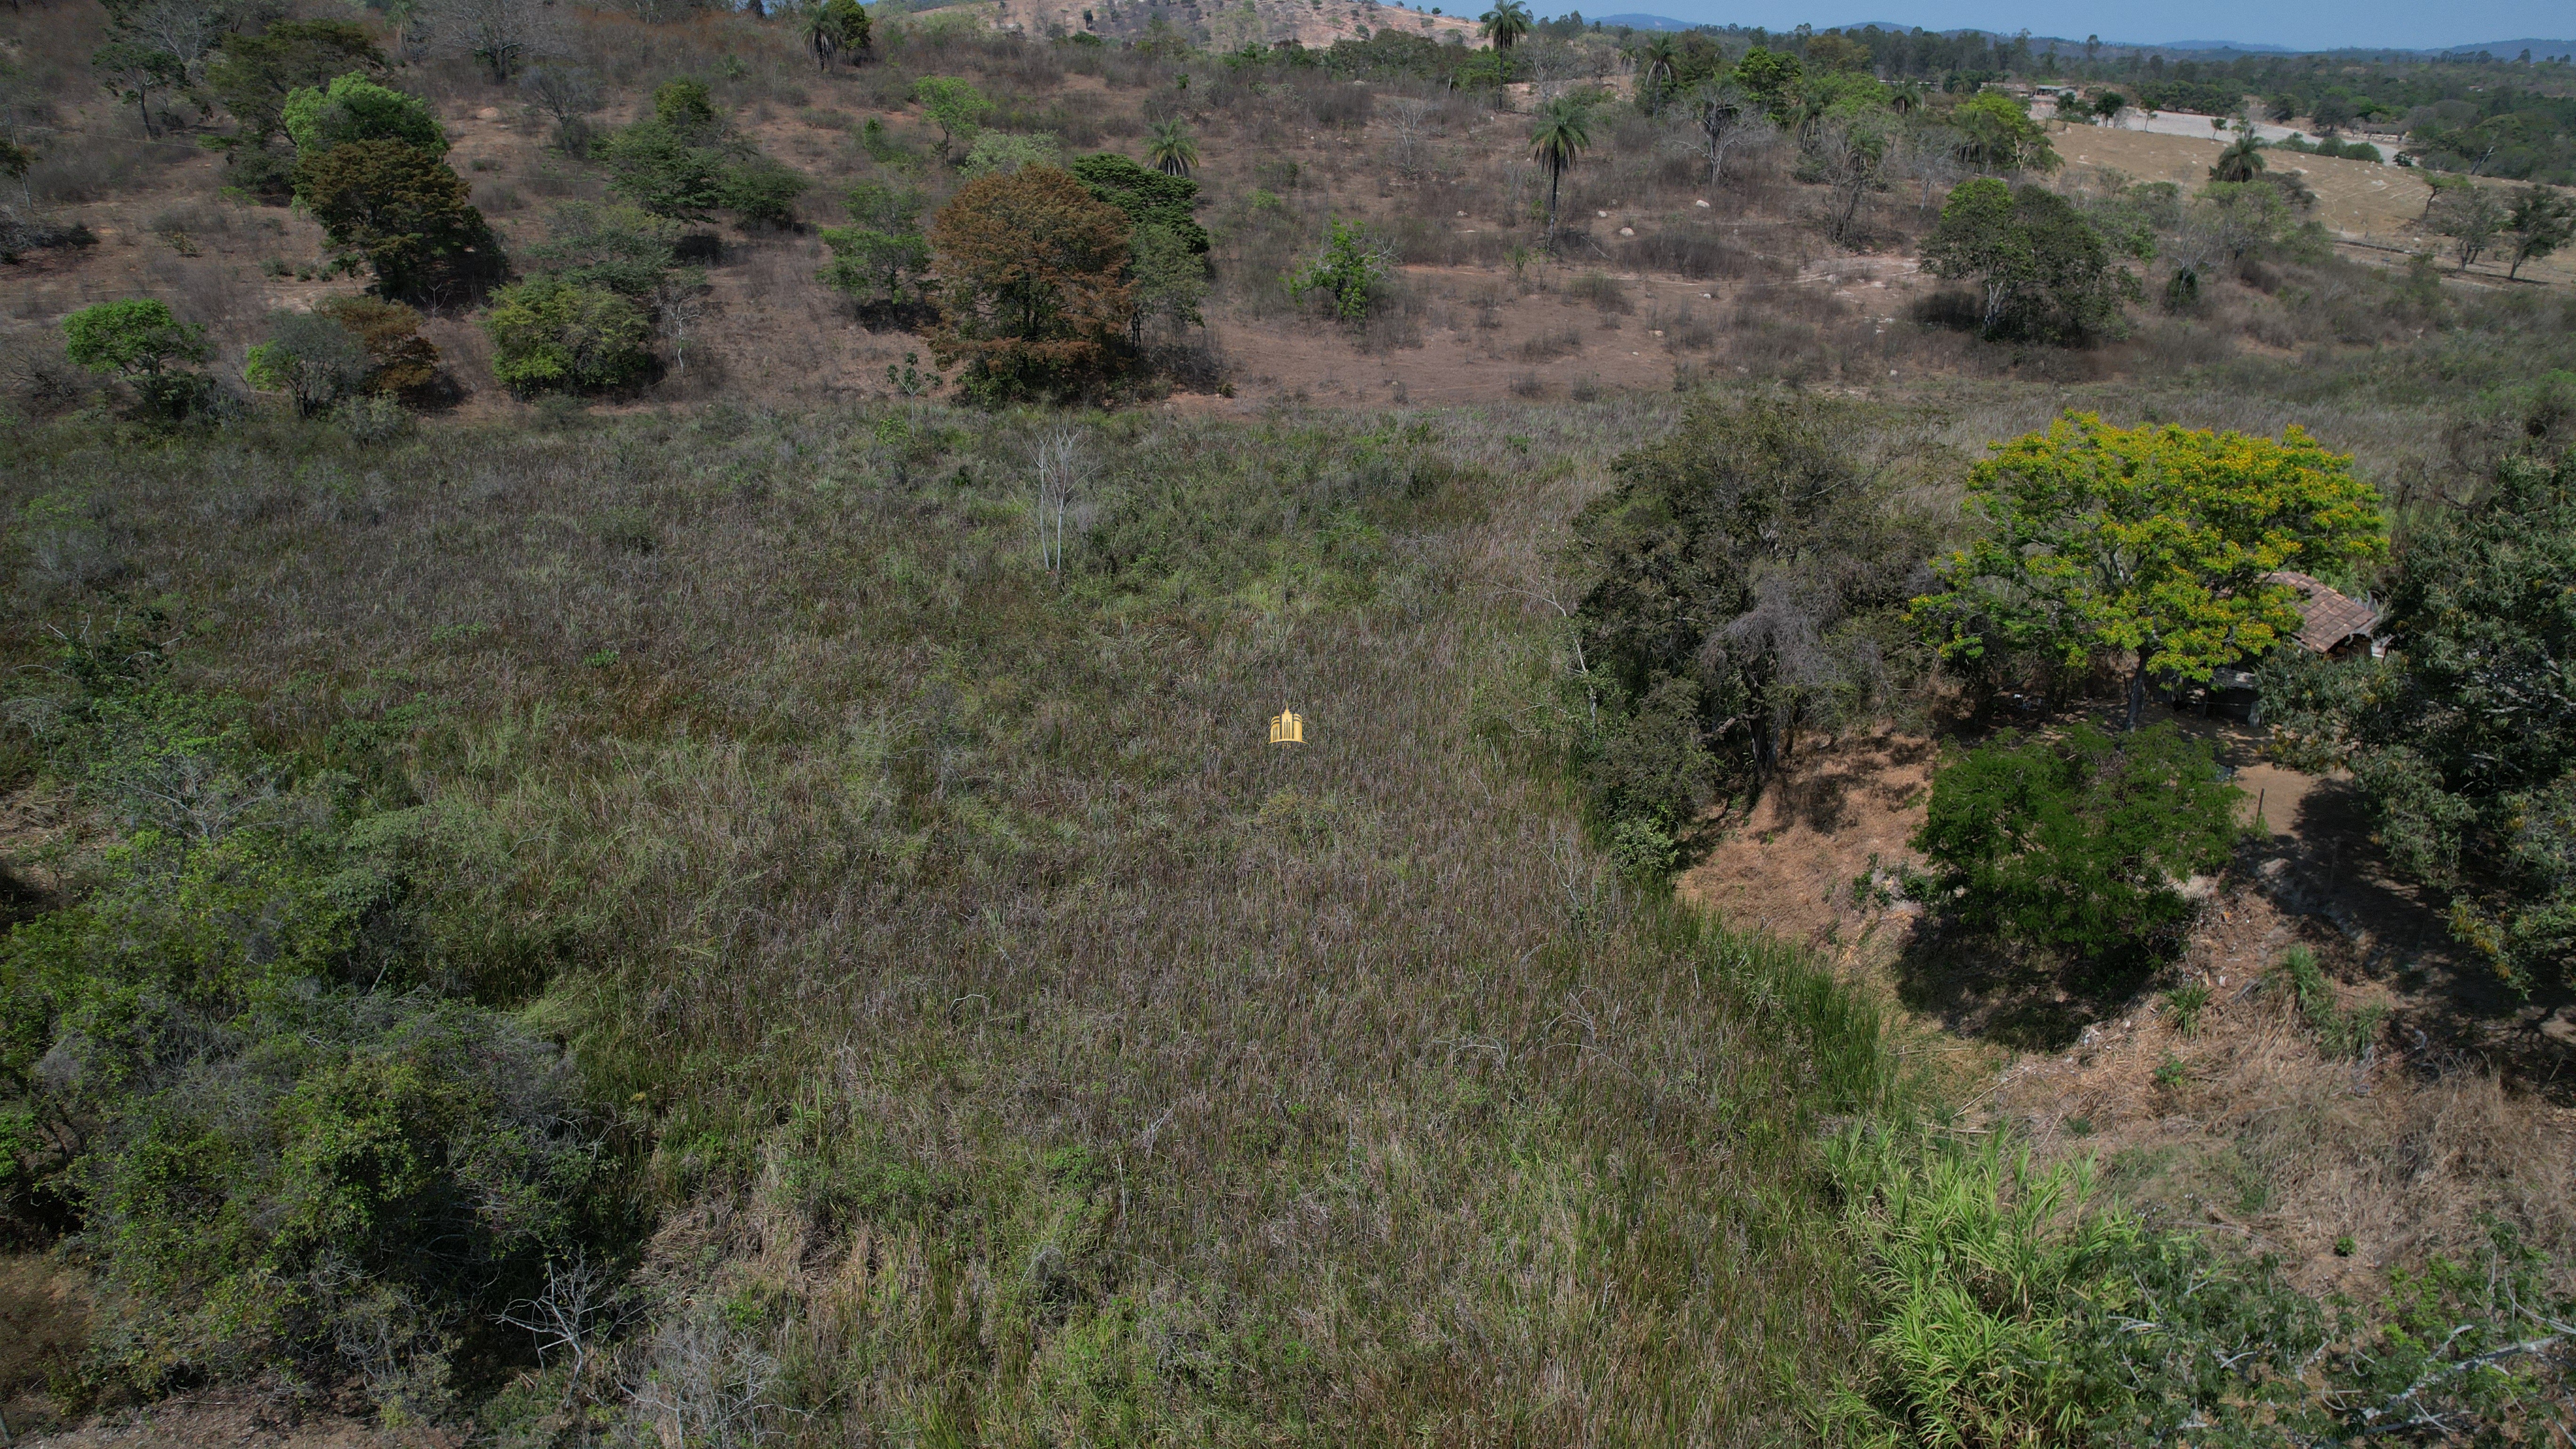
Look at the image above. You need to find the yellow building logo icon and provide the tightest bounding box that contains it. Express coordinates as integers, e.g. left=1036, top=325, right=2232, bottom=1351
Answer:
left=1269, top=707, right=1305, bottom=744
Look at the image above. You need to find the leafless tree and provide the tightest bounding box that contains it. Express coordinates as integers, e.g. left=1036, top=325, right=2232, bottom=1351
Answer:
left=1681, top=82, right=1763, bottom=187
left=423, top=0, right=565, bottom=84
left=1385, top=96, right=1438, bottom=181
left=1521, top=40, right=1580, bottom=105
left=1897, top=123, right=1966, bottom=219
left=1031, top=429, right=1088, bottom=575
left=653, top=270, right=710, bottom=373
left=625, top=1312, right=780, bottom=1449
left=519, top=64, right=601, bottom=126
left=110, top=0, right=228, bottom=86
left=497, top=1250, right=632, bottom=1409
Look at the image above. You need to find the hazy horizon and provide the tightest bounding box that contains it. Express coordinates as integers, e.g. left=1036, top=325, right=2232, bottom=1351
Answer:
left=1516, top=1, right=2574, bottom=53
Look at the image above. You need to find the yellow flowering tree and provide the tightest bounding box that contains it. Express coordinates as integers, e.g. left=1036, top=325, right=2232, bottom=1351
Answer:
left=1912, top=414, right=2388, bottom=728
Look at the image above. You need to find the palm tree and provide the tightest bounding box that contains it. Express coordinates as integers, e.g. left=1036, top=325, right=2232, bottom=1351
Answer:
left=1528, top=96, right=1591, bottom=244
left=1634, top=35, right=1680, bottom=112
left=1479, top=0, right=1531, bottom=53
left=2210, top=134, right=2266, bottom=184
left=1147, top=120, right=1199, bottom=178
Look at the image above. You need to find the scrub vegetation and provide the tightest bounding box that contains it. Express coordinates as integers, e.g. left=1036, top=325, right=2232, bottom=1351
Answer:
left=3, top=0, right=2576, bottom=1443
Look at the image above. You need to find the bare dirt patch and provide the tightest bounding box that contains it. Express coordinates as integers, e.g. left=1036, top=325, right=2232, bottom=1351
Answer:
left=1677, top=711, right=2576, bottom=1295
left=2056, top=125, right=2576, bottom=287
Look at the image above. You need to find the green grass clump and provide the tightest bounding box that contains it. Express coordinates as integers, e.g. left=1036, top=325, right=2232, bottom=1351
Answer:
left=2274, top=944, right=2389, bottom=1061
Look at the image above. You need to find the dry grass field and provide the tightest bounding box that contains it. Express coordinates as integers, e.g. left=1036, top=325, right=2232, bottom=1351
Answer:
left=4, top=4, right=2576, bottom=1442
left=2055, top=123, right=2576, bottom=287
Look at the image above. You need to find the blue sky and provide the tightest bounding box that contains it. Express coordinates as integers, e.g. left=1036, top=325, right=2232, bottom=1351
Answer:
left=1535, top=1, right=2576, bottom=51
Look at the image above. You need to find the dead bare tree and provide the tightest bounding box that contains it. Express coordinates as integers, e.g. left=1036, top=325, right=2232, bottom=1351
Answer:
left=626, top=1312, right=780, bottom=1449
left=1682, top=82, right=1763, bottom=188
left=1385, top=96, right=1439, bottom=182
left=1031, top=428, right=1087, bottom=576
left=497, top=1250, right=632, bottom=1409
left=423, top=0, right=565, bottom=84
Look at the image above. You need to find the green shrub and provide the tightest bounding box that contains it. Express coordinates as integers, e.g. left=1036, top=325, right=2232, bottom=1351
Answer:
left=282, top=72, right=446, bottom=159
left=1832, top=1131, right=2576, bottom=1444
left=1827, top=1129, right=2328, bottom=1446
left=0, top=632, right=601, bottom=1403
left=480, top=276, right=652, bottom=395
left=59, top=298, right=219, bottom=421
left=244, top=309, right=372, bottom=415
left=1288, top=218, right=1390, bottom=324
left=596, top=78, right=809, bottom=227
left=1911, top=724, right=2241, bottom=966
left=2162, top=982, right=2212, bottom=1037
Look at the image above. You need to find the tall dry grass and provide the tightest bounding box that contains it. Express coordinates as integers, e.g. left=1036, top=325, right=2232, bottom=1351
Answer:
left=2, top=399, right=1900, bottom=1442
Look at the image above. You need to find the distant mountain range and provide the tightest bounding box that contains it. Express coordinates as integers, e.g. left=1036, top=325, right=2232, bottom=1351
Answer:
left=1573, top=13, right=2576, bottom=57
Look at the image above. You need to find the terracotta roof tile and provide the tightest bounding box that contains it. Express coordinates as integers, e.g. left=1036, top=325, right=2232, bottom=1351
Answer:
left=2267, top=571, right=2377, bottom=653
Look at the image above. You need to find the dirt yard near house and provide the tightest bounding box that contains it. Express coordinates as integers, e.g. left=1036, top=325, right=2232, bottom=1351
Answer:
left=1679, top=714, right=2576, bottom=1296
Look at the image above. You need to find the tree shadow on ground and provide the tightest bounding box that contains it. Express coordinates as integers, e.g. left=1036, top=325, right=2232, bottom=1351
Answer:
left=1768, top=734, right=1937, bottom=836
left=2256, top=775, right=2576, bottom=1100
left=1889, top=919, right=2165, bottom=1053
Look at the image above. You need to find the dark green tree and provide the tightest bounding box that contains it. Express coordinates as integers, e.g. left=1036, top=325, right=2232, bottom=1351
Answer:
left=1069, top=151, right=1210, bottom=254
left=1573, top=396, right=1946, bottom=824
left=294, top=139, right=503, bottom=301
left=1922, top=177, right=2141, bottom=341
left=809, top=0, right=872, bottom=70
left=2264, top=452, right=2576, bottom=990
left=206, top=20, right=385, bottom=144
left=1912, top=723, right=2242, bottom=967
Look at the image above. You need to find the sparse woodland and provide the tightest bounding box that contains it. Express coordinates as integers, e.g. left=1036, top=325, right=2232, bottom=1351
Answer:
left=2, top=0, right=2575, bottom=1444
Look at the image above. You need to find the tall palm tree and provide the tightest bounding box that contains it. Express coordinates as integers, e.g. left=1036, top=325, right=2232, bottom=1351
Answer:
left=1147, top=120, right=1199, bottom=177
left=1479, top=0, right=1531, bottom=53
left=1528, top=96, right=1591, bottom=244
left=1634, top=35, right=1680, bottom=112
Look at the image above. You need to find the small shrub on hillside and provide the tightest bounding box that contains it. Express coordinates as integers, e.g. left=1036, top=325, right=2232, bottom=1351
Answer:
left=2271, top=944, right=2387, bottom=1060
left=598, top=79, right=810, bottom=227
left=958, top=129, right=1062, bottom=177
left=1287, top=219, right=1391, bottom=325
left=819, top=183, right=933, bottom=314
left=59, top=298, right=221, bottom=421
left=1910, top=724, right=2241, bottom=969
left=244, top=309, right=373, bottom=416
left=481, top=276, right=653, bottom=395
left=317, top=295, right=443, bottom=399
